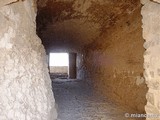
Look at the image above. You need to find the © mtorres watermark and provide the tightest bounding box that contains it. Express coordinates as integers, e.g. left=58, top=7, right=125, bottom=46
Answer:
left=125, top=113, right=160, bottom=118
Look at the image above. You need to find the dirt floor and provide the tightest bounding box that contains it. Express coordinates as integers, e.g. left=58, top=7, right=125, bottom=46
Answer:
left=52, top=79, right=144, bottom=120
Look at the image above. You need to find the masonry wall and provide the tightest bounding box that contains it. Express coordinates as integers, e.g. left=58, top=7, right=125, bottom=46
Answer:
left=0, top=0, right=57, bottom=119
left=83, top=8, right=148, bottom=113
left=141, top=0, right=160, bottom=118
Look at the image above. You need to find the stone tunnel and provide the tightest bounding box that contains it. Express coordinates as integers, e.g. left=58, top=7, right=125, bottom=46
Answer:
left=0, top=0, right=160, bottom=120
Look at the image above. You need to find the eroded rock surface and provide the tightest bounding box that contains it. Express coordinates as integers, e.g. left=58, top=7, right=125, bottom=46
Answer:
left=37, top=0, right=140, bottom=51
left=141, top=0, right=160, bottom=119
left=81, top=7, right=147, bottom=113
left=37, top=0, right=147, bottom=115
left=0, top=0, right=57, bottom=119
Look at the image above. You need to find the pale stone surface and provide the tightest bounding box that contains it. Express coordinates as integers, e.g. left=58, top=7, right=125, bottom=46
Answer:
left=0, top=0, right=57, bottom=120
left=141, top=0, right=160, bottom=119
left=152, top=0, right=160, bottom=3
left=0, top=0, right=17, bottom=8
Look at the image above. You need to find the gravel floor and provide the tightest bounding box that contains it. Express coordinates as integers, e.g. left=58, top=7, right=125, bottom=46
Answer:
left=52, top=79, right=144, bottom=120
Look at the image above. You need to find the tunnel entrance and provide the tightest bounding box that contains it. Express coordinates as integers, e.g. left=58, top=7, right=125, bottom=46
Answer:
left=49, top=53, right=69, bottom=79
left=49, top=52, right=77, bottom=79
left=2, top=0, right=159, bottom=119
left=36, top=0, right=148, bottom=118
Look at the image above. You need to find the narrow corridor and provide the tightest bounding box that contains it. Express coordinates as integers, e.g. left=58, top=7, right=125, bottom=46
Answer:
left=52, top=79, right=140, bottom=120
left=1, top=0, right=160, bottom=119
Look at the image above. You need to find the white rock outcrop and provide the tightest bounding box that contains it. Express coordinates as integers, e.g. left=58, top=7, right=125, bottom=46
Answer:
left=0, top=0, right=57, bottom=120
left=141, top=0, right=160, bottom=119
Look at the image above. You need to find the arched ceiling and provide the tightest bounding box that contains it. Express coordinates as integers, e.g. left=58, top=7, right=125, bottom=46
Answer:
left=36, top=0, right=140, bottom=51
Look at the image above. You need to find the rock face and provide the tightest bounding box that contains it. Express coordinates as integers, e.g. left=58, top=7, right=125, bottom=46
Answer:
left=37, top=0, right=147, bottom=114
left=81, top=7, right=147, bottom=113
left=1, top=0, right=160, bottom=119
left=37, top=0, right=140, bottom=51
left=141, top=0, right=160, bottom=118
left=0, top=0, right=57, bottom=120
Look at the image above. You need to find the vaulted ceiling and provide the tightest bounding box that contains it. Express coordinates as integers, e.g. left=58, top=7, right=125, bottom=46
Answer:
left=36, top=0, right=140, bottom=51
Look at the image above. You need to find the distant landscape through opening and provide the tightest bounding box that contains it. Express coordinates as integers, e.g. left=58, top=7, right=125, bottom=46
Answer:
left=49, top=53, right=69, bottom=79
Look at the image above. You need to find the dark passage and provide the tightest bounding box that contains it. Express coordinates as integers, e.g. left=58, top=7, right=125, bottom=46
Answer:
left=37, top=0, right=147, bottom=119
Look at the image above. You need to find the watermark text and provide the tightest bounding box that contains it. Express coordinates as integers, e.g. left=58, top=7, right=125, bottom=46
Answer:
left=125, top=113, right=160, bottom=118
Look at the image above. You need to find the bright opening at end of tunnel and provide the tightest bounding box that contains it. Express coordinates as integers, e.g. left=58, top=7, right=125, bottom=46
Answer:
left=49, top=53, right=69, bottom=67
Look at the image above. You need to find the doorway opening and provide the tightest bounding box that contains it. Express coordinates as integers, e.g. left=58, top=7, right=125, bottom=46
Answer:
left=49, top=53, right=69, bottom=79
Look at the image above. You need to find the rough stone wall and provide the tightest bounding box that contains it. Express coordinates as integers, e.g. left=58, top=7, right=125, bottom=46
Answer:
left=141, top=0, right=160, bottom=118
left=83, top=8, right=148, bottom=113
left=0, top=0, right=57, bottom=120
left=37, top=0, right=140, bottom=51
left=77, top=53, right=86, bottom=79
